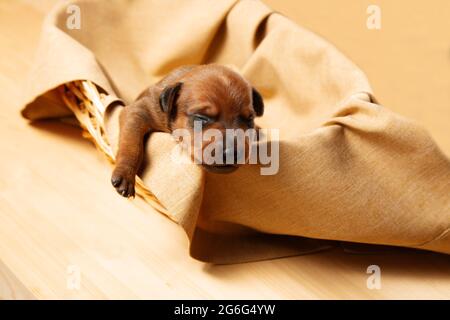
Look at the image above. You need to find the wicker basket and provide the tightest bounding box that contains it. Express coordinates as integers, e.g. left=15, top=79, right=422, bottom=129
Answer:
left=59, top=80, right=169, bottom=216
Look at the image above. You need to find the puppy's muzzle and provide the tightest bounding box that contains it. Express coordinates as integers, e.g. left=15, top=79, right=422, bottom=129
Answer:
left=202, top=137, right=246, bottom=174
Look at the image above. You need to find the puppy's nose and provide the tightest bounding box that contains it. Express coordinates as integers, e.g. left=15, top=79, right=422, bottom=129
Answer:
left=223, top=147, right=236, bottom=164
left=223, top=147, right=244, bottom=164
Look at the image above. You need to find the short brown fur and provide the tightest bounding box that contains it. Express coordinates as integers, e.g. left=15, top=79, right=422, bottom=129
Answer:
left=111, top=64, right=264, bottom=197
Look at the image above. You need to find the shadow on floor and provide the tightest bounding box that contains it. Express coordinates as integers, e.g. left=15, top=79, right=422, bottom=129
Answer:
left=203, top=244, right=450, bottom=282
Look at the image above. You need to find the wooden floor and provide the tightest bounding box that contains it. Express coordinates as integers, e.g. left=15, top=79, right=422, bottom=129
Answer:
left=0, top=0, right=449, bottom=299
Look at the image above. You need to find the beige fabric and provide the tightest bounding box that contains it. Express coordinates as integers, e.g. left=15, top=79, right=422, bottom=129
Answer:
left=21, top=0, right=450, bottom=263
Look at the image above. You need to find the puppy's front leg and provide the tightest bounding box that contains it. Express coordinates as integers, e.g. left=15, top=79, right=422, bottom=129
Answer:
left=111, top=101, right=151, bottom=197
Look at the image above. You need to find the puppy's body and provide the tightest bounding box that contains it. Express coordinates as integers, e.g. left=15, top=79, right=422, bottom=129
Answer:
left=111, top=64, right=264, bottom=197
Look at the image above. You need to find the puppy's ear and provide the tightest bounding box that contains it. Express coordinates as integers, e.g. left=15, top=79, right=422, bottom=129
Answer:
left=252, top=87, right=264, bottom=117
left=159, top=82, right=182, bottom=120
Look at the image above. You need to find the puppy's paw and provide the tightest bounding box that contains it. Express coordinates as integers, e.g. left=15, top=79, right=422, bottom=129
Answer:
left=111, top=166, right=136, bottom=198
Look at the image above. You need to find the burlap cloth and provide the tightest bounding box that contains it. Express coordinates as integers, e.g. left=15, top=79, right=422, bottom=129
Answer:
left=21, top=0, right=450, bottom=263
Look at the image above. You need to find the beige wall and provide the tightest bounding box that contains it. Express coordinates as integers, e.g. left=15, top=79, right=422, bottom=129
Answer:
left=265, top=0, right=450, bottom=155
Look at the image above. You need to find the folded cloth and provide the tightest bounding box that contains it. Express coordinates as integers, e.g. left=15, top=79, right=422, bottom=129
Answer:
left=21, top=0, right=450, bottom=263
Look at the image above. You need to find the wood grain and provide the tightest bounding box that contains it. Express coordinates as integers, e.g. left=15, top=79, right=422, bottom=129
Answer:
left=0, top=0, right=448, bottom=299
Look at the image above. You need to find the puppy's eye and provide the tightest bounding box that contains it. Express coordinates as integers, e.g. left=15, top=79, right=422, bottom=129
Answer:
left=191, top=114, right=212, bottom=126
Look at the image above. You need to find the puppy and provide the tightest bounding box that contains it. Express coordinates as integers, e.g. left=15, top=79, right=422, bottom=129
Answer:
left=111, top=64, right=264, bottom=197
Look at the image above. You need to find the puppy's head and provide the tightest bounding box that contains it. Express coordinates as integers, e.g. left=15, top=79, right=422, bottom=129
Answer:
left=159, top=65, right=264, bottom=173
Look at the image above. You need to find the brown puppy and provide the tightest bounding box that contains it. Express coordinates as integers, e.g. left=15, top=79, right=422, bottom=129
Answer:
left=111, top=64, right=264, bottom=197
